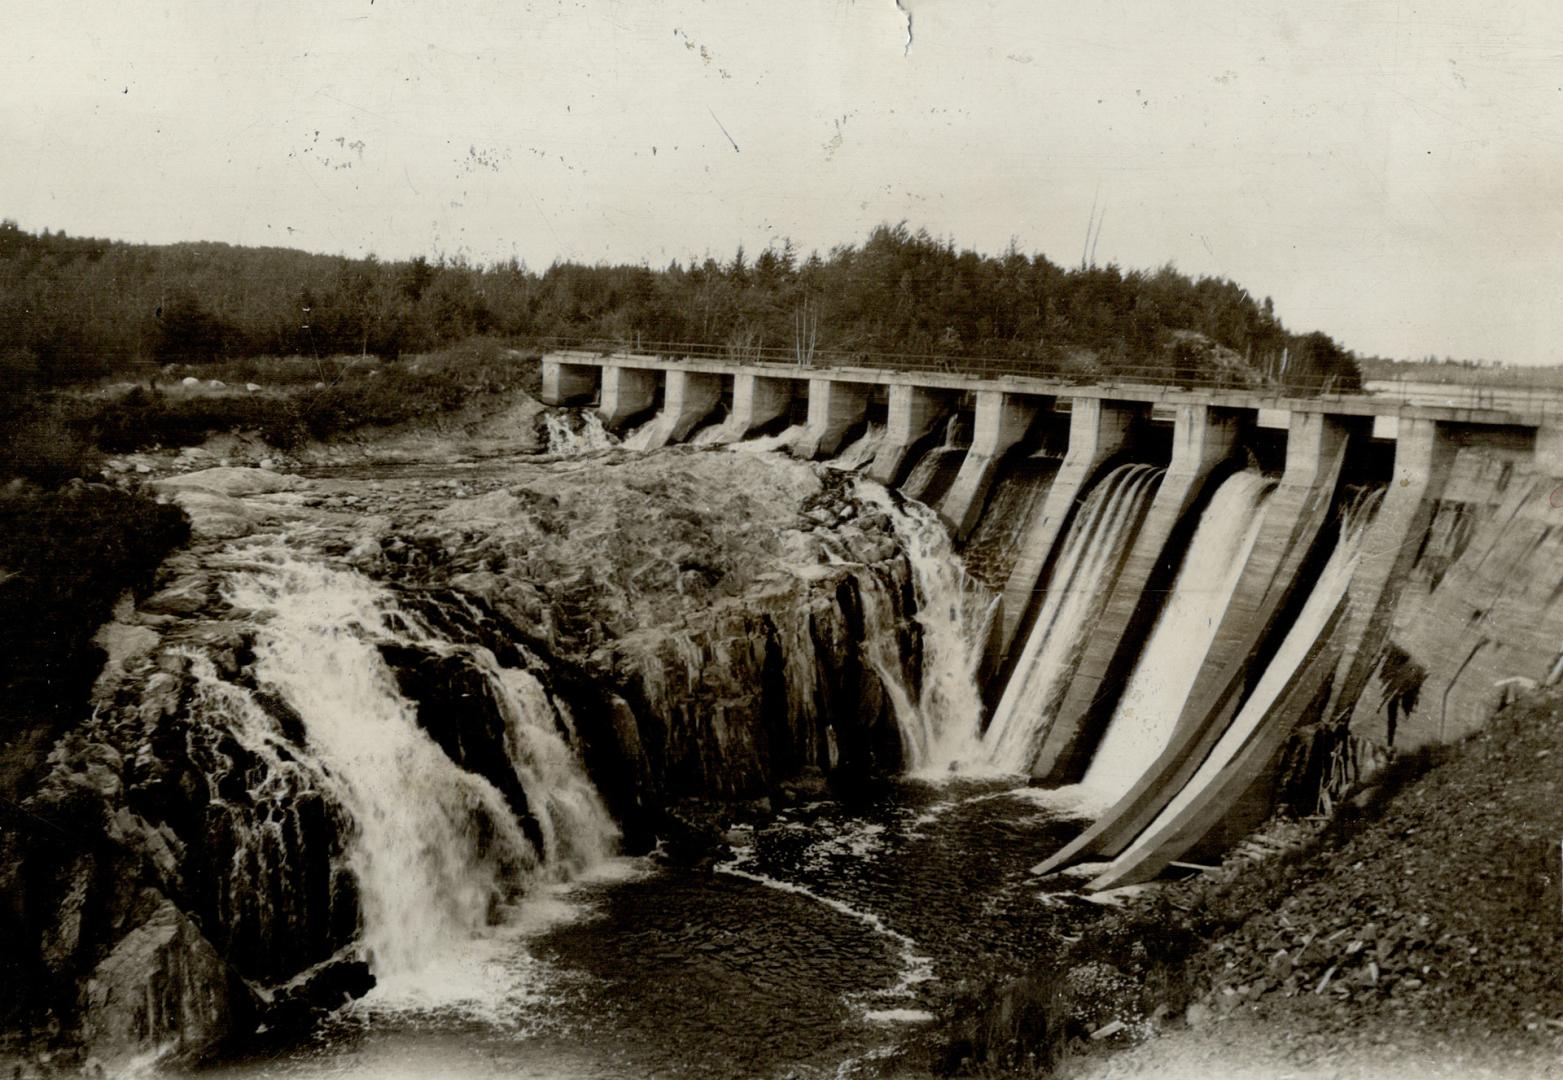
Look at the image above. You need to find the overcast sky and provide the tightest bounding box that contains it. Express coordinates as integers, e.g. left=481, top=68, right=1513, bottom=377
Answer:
left=5, top=0, right=1562, bottom=364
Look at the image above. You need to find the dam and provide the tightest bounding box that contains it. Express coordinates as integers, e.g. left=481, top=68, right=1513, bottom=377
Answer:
left=542, top=347, right=1563, bottom=886
left=17, top=349, right=1563, bottom=1076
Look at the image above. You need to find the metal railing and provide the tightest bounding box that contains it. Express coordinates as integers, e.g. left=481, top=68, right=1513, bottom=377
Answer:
left=532, top=335, right=1563, bottom=419
left=535, top=335, right=1348, bottom=393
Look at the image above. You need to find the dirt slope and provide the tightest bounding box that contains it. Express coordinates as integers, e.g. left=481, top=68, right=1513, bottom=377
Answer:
left=1074, top=687, right=1563, bottom=1080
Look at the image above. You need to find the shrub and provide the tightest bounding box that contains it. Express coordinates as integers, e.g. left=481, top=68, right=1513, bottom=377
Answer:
left=0, top=406, right=104, bottom=485
left=0, top=485, right=190, bottom=771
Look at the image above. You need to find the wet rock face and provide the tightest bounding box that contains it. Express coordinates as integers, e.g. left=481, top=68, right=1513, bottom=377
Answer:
left=78, top=899, right=253, bottom=1071
left=5, top=451, right=933, bottom=1062
left=380, top=643, right=546, bottom=853
left=399, top=455, right=924, bottom=813
left=2, top=644, right=364, bottom=1063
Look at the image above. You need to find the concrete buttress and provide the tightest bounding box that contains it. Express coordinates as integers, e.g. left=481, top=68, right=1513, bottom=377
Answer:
left=724, top=374, right=795, bottom=442
left=938, top=392, right=1043, bottom=540
left=996, top=398, right=1140, bottom=657
left=793, top=379, right=872, bottom=459
left=598, top=367, right=661, bottom=430
left=1324, top=417, right=1457, bottom=724
left=1032, top=404, right=1245, bottom=782
left=868, top=385, right=952, bottom=486
left=639, top=370, right=726, bottom=449
left=540, top=358, right=600, bottom=406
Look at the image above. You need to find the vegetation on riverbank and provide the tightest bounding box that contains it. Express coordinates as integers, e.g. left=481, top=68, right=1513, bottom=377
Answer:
left=2, top=218, right=1358, bottom=392
left=0, top=338, right=540, bottom=484
left=0, top=485, right=189, bottom=809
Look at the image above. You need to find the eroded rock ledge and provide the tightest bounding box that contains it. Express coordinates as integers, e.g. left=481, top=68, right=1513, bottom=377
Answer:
left=2, top=448, right=933, bottom=1071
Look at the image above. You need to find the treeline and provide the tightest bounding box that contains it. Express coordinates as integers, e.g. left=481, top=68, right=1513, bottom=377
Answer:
left=0, top=219, right=1360, bottom=391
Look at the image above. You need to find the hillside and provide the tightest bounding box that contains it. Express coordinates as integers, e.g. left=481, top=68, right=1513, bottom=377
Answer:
left=0, top=219, right=1359, bottom=393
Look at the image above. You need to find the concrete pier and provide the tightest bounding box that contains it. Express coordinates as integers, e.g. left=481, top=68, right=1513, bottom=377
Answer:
left=1323, top=418, right=1457, bottom=724
left=636, top=370, right=725, bottom=449
left=540, top=357, right=600, bottom=406
left=1534, top=423, right=1563, bottom=471
left=1032, top=404, right=1245, bottom=782
left=1035, top=411, right=1357, bottom=874
left=997, top=399, right=1142, bottom=656
left=793, top=379, right=872, bottom=459
left=938, top=392, right=1044, bottom=541
left=868, top=385, right=952, bottom=486
left=599, top=366, right=661, bottom=430
left=725, top=373, right=795, bottom=442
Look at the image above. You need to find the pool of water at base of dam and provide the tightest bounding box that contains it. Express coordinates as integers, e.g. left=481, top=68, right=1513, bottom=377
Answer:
left=195, top=777, right=1092, bottom=1080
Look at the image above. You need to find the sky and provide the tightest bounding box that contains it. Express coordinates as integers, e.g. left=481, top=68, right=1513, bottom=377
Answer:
left=4, top=0, right=1563, bottom=365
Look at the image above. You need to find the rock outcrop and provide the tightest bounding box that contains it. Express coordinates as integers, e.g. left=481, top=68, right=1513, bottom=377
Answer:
left=4, top=449, right=938, bottom=1064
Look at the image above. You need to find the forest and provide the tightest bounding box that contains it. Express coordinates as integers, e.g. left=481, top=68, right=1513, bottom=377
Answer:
left=0, top=219, right=1360, bottom=394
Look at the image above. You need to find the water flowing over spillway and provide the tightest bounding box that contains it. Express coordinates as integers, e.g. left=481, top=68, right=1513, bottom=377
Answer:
left=732, top=423, right=805, bottom=454
left=211, top=543, right=617, bottom=991
left=1072, top=469, right=1274, bottom=810
left=900, top=445, right=965, bottom=507
left=1092, top=490, right=1381, bottom=888
left=827, top=423, right=885, bottom=471
left=688, top=420, right=731, bottom=447
left=982, top=463, right=1163, bottom=775
left=618, top=417, right=660, bottom=451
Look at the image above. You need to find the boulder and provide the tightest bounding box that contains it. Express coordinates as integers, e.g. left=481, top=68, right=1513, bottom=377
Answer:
left=79, top=900, right=253, bottom=1070
left=152, top=467, right=307, bottom=499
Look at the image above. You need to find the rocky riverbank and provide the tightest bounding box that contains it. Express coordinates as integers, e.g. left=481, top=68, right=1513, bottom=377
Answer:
left=1, top=432, right=941, bottom=1074
left=925, top=687, right=1563, bottom=1080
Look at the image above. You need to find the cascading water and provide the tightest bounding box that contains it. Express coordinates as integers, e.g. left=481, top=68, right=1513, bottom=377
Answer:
left=731, top=423, right=805, bottom=453
left=1071, top=469, right=1274, bottom=810
left=827, top=423, right=885, bottom=471
left=857, top=484, right=994, bottom=775
left=961, top=456, right=1059, bottom=590
left=213, top=542, right=617, bottom=986
left=982, top=464, right=1163, bottom=774
left=899, top=420, right=967, bottom=506
left=619, top=417, right=660, bottom=451
left=543, top=411, right=617, bottom=455
left=1097, top=489, right=1381, bottom=882
left=689, top=420, right=731, bottom=447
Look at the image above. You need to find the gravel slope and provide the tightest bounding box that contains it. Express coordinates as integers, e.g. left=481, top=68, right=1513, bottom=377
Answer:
left=1072, top=687, right=1563, bottom=1080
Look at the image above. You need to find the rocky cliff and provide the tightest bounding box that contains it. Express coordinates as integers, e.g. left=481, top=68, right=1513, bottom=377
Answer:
left=0, top=444, right=931, bottom=1071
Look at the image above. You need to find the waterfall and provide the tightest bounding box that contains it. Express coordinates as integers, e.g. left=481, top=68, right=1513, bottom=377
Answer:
left=1100, top=490, right=1380, bottom=877
left=213, top=544, right=617, bottom=982
left=857, top=484, right=994, bottom=775
left=543, top=411, right=617, bottom=455
left=827, top=424, right=885, bottom=471
left=982, top=464, right=1162, bottom=775
left=1072, top=470, right=1274, bottom=810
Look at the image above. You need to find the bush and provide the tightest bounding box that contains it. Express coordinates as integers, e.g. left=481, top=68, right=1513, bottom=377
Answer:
left=0, top=406, right=104, bottom=485
left=0, top=485, right=189, bottom=770
left=55, top=339, right=540, bottom=454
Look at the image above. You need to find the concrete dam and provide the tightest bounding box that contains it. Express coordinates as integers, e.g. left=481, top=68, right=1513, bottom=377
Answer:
left=542, top=349, right=1563, bottom=890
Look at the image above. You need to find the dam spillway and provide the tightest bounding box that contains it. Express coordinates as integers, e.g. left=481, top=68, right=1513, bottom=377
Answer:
left=541, top=347, right=1563, bottom=881
left=17, top=353, right=1563, bottom=1074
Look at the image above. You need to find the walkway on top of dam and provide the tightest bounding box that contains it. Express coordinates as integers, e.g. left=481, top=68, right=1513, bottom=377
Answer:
left=538, top=342, right=1563, bottom=431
